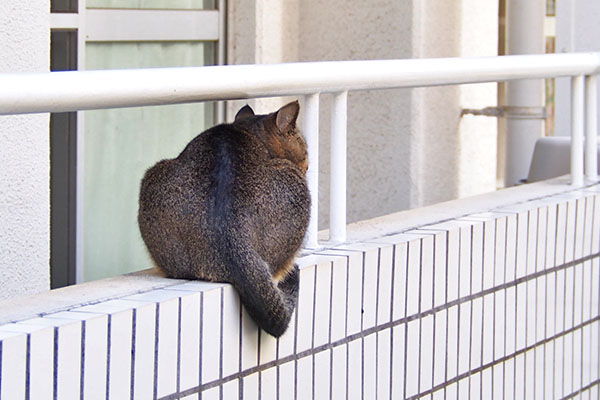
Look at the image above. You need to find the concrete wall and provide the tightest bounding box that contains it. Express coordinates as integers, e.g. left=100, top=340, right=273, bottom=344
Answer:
left=555, top=1, right=600, bottom=138
left=0, top=1, right=50, bottom=299
left=228, top=1, right=498, bottom=229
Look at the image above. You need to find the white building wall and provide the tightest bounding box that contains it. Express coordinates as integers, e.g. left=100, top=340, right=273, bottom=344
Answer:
left=228, top=0, right=498, bottom=227
left=0, top=0, right=50, bottom=298
left=555, top=1, right=600, bottom=138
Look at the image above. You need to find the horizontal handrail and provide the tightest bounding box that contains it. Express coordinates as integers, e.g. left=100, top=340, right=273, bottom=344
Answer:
left=1, top=52, right=600, bottom=115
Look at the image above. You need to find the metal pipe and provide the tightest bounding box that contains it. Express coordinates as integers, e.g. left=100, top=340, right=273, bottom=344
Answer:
left=330, top=92, right=348, bottom=243
left=585, top=75, right=598, bottom=180
left=303, top=93, right=320, bottom=248
left=571, top=75, right=585, bottom=186
left=1, top=53, right=600, bottom=115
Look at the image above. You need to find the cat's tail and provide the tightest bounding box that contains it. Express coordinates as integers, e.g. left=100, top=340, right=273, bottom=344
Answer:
left=221, top=239, right=298, bottom=338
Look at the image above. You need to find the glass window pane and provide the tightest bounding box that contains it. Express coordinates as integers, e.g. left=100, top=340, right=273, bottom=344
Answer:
left=87, top=0, right=216, bottom=10
left=51, top=0, right=78, bottom=13
left=83, top=41, right=215, bottom=282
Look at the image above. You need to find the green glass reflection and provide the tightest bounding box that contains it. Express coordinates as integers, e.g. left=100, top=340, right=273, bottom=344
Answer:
left=83, top=41, right=215, bottom=281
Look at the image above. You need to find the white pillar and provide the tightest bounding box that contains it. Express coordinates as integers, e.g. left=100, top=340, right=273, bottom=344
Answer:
left=330, top=91, right=348, bottom=243
left=504, top=0, right=545, bottom=186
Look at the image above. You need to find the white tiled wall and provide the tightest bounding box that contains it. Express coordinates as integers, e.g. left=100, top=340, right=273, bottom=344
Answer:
left=2, top=187, right=600, bottom=399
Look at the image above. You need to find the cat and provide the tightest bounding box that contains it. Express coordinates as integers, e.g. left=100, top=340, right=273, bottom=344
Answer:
left=138, top=101, right=310, bottom=337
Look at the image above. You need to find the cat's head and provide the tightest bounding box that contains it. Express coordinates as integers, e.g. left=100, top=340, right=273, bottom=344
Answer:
left=234, top=101, right=308, bottom=174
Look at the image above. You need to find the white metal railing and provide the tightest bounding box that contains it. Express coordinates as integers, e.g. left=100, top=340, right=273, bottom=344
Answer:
left=1, top=52, right=599, bottom=247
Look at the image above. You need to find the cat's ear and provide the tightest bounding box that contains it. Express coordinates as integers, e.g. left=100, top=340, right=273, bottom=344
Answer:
left=235, top=104, right=255, bottom=121
left=275, top=101, right=300, bottom=133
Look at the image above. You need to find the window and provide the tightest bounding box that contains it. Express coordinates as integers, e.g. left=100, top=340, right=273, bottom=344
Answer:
left=50, top=0, right=225, bottom=287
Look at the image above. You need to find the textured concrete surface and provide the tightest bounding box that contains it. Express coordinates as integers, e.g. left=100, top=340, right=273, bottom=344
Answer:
left=0, top=0, right=50, bottom=299
left=227, top=0, right=498, bottom=229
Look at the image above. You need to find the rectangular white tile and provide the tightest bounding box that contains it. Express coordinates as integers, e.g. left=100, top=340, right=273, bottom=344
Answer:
left=545, top=203, right=558, bottom=269
left=564, top=199, right=577, bottom=262
left=564, top=266, right=575, bottom=330
left=156, top=297, right=179, bottom=398
left=493, top=362, right=504, bottom=399
left=433, top=310, right=447, bottom=387
left=4, top=326, right=54, bottom=400
left=505, top=286, right=516, bottom=355
left=535, top=346, right=545, bottom=400
left=536, top=206, right=548, bottom=272
left=179, top=292, right=200, bottom=392
left=314, top=349, right=331, bottom=400
left=242, top=372, right=259, bottom=400
left=346, top=253, right=363, bottom=336
left=458, top=302, right=471, bottom=376
left=447, top=229, right=460, bottom=303
left=260, top=367, right=277, bottom=400
left=573, top=328, right=582, bottom=395
left=482, top=293, right=494, bottom=366
left=296, top=264, right=316, bottom=351
left=376, top=329, right=391, bottom=400
left=363, top=333, right=377, bottom=400
left=348, top=339, right=362, bottom=400
left=0, top=331, right=27, bottom=400
left=504, top=358, right=515, bottom=400
left=457, top=376, right=469, bottom=400
left=362, top=247, right=379, bottom=330
left=297, top=355, right=313, bottom=400
left=515, top=211, right=528, bottom=279
left=574, top=198, right=586, bottom=259
left=545, top=342, right=554, bottom=399
left=526, top=281, right=537, bottom=348
left=201, top=386, right=220, bottom=400
left=446, top=380, right=458, bottom=400
left=573, top=263, right=584, bottom=327
left=391, top=325, right=405, bottom=399
left=240, top=308, right=259, bottom=371
left=108, top=309, right=133, bottom=400
left=132, top=302, right=156, bottom=400
left=446, top=305, right=459, bottom=380
left=433, top=231, right=448, bottom=308
left=563, top=332, right=574, bottom=396
left=554, top=336, right=564, bottom=398
left=494, top=216, right=507, bottom=286
left=471, top=221, right=484, bottom=295
left=330, top=256, right=348, bottom=342
left=526, top=210, right=538, bottom=275
left=420, top=234, right=435, bottom=314
left=420, top=315, right=434, bottom=394
left=377, top=245, right=394, bottom=325
left=200, top=288, right=222, bottom=385
left=480, top=219, right=495, bottom=292
left=470, top=297, right=483, bottom=371
left=546, top=272, right=557, bottom=338
left=406, top=238, right=421, bottom=317
left=331, top=344, right=347, bottom=400
left=515, top=282, right=527, bottom=351
left=278, top=361, right=295, bottom=400
left=392, top=242, right=408, bottom=321
left=514, top=353, right=525, bottom=399
left=469, top=373, right=481, bottom=399
left=405, top=320, right=420, bottom=398
left=259, top=329, right=277, bottom=367
left=555, top=201, right=568, bottom=265
left=313, top=260, right=332, bottom=347
left=536, top=276, right=547, bottom=343
left=592, top=260, right=600, bottom=320
left=494, top=289, right=505, bottom=361
left=223, top=286, right=241, bottom=377
left=459, top=224, right=472, bottom=298
left=53, top=318, right=82, bottom=400
left=505, top=213, right=517, bottom=283
left=481, top=366, right=493, bottom=400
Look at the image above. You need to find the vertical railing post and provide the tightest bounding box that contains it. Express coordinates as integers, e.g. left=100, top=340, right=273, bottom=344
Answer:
left=585, top=74, right=598, bottom=180
left=571, top=75, right=584, bottom=186
left=303, top=93, right=320, bottom=249
left=330, top=91, right=348, bottom=243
